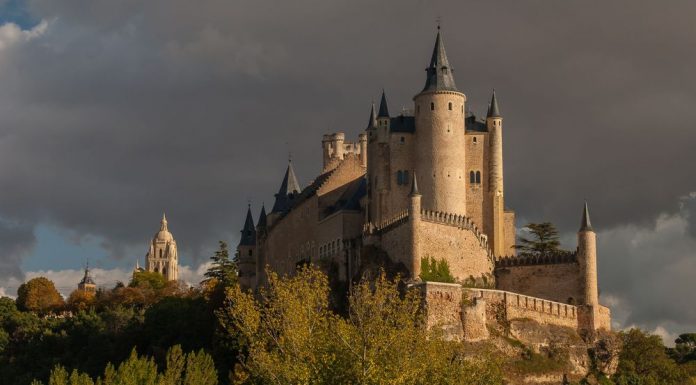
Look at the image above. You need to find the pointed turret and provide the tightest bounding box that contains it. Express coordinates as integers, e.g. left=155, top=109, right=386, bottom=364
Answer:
left=239, top=205, right=256, bottom=247
left=421, top=28, right=458, bottom=93
left=410, top=171, right=421, bottom=197
left=487, top=90, right=501, bottom=118
left=580, top=202, right=593, bottom=232
left=271, top=161, right=301, bottom=213
left=378, top=90, right=389, bottom=118
left=257, top=204, right=267, bottom=231
left=366, top=103, right=377, bottom=129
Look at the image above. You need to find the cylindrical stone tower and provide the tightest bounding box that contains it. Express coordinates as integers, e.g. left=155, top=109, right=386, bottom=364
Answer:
left=486, top=90, right=506, bottom=256
left=414, top=29, right=467, bottom=215
left=578, top=203, right=599, bottom=306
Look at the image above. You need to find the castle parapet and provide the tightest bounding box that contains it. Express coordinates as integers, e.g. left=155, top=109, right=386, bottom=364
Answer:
left=464, top=288, right=578, bottom=324
left=367, top=210, right=409, bottom=235
left=495, top=251, right=578, bottom=268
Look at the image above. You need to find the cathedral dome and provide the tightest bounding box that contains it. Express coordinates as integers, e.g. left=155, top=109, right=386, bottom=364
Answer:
left=154, top=213, right=174, bottom=242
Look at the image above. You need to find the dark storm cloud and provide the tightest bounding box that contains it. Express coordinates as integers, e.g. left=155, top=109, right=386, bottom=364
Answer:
left=0, top=0, right=694, bottom=334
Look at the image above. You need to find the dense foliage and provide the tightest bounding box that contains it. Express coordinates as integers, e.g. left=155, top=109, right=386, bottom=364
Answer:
left=1, top=242, right=695, bottom=385
left=219, top=266, right=502, bottom=385
left=419, top=256, right=455, bottom=283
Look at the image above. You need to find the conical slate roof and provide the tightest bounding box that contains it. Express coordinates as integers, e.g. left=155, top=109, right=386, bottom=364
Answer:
left=239, top=205, right=256, bottom=246
left=580, top=202, right=593, bottom=231
left=421, top=29, right=458, bottom=93
left=410, top=171, right=420, bottom=196
left=377, top=90, right=390, bottom=118
left=366, top=103, right=377, bottom=128
left=271, top=161, right=301, bottom=213
left=487, top=90, right=501, bottom=118
left=257, top=204, right=267, bottom=230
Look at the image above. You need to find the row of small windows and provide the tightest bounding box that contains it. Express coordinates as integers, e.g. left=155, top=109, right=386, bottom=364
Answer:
left=396, top=170, right=410, bottom=185
left=416, top=102, right=464, bottom=114
left=470, top=171, right=482, bottom=184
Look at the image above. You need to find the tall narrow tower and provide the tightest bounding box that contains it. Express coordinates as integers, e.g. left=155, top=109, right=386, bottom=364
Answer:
left=578, top=202, right=599, bottom=306
left=486, top=90, right=506, bottom=256
left=237, top=205, right=257, bottom=290
left=145, top=213, right=179, bottom=281
left=413, top=28, right=467, bottom=215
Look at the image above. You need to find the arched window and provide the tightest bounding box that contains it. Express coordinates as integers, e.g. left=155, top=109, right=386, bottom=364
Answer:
left=248, top=249, right=253, bottom=257
left=396, top=170, right=403, bottom=185
left=430, top=102, right=435, bottom=111
left=403, top=170, right=409, bottom=185
left=473, top=137, right=477, bottom=143
left=476, top=171, right=481, bottom=184
left=159, top=249, right=162, bottom=258
left=469, top=171, right=476, bottom=184
left=448, top=102, right=452, bottom=110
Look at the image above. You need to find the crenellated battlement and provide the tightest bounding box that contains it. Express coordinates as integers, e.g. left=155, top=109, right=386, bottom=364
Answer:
left=363, top=210, right=409, bottom=235
left=464, top=288, right=578, bottom=322
left=495, top=250, right=578, bottom=268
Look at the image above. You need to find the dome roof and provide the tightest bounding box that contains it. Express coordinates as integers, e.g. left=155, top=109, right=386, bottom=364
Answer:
left=154, top=213, right=174, bottom=242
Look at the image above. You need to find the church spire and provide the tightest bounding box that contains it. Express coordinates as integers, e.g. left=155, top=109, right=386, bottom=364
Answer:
left=239, top=205, right=257, bottom=247
left=487, top=89, right=501, bottom=118
left=377, top=90, right=390, bottom=118
left=421, top=28, right=458, bottom=93
left=271, top=161, right=301, bottom=213
left=580, top=202, right=593, bottom=232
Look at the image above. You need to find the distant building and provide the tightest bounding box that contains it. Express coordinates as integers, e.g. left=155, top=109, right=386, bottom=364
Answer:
left=77, top=264, right=96, bottom=293
left=144, top=213, right=179, bottom=281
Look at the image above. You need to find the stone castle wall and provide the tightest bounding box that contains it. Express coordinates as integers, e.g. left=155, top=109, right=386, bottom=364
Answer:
left=464, top=288, right=579, bottom=329
left=418, top=211, right=494, bottom=282
left=495, top=260, right=583, bottom=305
left=413, top=282, right=584, bottom=342
left=465, top=131, right=488, bottom=231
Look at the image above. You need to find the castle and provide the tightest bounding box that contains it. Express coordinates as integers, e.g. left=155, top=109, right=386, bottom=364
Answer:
left=236, top=29, right=611, bottom=337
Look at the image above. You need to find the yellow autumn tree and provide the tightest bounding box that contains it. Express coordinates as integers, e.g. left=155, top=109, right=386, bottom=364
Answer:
left=219, top=266, right=502, bottom=385
left=16, top=277, right=64, bottom=314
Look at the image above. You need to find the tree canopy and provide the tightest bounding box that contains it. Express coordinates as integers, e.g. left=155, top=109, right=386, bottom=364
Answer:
left=16, top=277, right=64, bottom=313
left=514, top=222, right=562, bottom=255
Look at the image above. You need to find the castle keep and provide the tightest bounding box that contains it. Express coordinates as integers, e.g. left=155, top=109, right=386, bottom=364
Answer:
left=236, top=29, right=611, bottom=336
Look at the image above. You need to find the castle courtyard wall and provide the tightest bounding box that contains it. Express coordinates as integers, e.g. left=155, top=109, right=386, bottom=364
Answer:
left=495, top=262, right=583, bottom=305
left=418, top=217, right=493, bottom=282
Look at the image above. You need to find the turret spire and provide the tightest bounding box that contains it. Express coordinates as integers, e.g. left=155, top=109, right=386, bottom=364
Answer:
left=410, top=171, right=421, bottom=197
left=239, top=205, right=257, bottom=246
left=257, top=204, right=267, bottom=230
left=377, top=90, right=389, bottom=118
left=421, top=28, right=458, bottom=93
left=487, top=89, right=501, bottom=118
left=367, top=102, right=377, bottom=128
left=271, top=161, right=301, bottom=213
left=580, top=202, right=593, bottom=231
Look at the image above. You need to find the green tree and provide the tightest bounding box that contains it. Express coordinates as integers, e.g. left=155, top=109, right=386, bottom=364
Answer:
left=419, top=257, right=455, bottom=283
left=514, top=222, right=562, bottom=255
left=672, top=333, right=696, bottom=363
left=130, top=271, right=167, bottom=291
left=16, top=277, right=64, bottom=313
left=612, top=329, right=688, bottom=385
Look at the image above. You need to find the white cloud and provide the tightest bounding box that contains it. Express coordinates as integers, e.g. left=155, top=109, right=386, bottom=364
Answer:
left=21, top=263, right=210, bottom=297
left=0, top=20, right=48, bottom=51
left=597, top=193, right=696, bottom=342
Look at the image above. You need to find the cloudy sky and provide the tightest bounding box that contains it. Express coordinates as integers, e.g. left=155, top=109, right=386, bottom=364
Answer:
left=0, top=0, right=694, bottom=341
